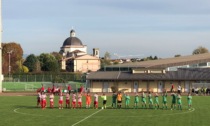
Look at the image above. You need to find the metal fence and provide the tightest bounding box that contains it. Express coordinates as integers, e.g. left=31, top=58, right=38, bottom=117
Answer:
left=3, top=73, right=85, bottom=82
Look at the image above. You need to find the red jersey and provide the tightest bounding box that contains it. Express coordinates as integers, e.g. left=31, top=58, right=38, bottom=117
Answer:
left=68, top=85, right=71, bottom=91
left=47, top=87, right=51, bottom=93
left=41, top=86, right=45, bottom=92
left=80, top=86, right=84, bottom=93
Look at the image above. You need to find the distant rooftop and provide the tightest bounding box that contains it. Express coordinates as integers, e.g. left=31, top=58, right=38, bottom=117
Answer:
left=105, top=53, right=210, bottom=69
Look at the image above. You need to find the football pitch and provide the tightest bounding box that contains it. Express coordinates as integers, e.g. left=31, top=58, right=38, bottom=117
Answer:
left=0, top=95, right=209, bottom=126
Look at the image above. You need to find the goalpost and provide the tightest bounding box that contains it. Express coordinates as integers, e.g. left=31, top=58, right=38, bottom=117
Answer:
left=24, top=84, right=36, bottom=91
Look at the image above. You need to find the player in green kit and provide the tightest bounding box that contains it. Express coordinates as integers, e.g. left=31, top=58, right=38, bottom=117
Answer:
left=187, top=93, right=192, bottom=110
left=171, top=92, right=177, bottom=110
left=148, top=92, right=153, bottom=109
left=141, top=92, right=147, bottom=109
left=154, top=93, right=159, bottom=109
left=124, top=93, right=130, bottom=108
left=134, top=93, right=139, bottom=109
left=177, top=94, right=182, bottom=110
left=112, top=93, right=117, bottom=108
left=162, top=91, right=168, bottom=109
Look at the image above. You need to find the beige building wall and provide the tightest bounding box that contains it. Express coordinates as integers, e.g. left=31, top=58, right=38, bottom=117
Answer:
left=90, top=80, right=195, bottom=93
left=61, top=60, right=66, bottom=70
left=164, top=81, right=187, bottom=92
left=139, top=81, right=147, bottom=92
left=180, top=81, right=185, bottom=92
left=92, top=82, right=102, bottom=92
left=118, top=81, right=132, bottom=92
left=91, top=82, right=116, bottom=93
left=74, top=59, right=100, bottom=73
left=164, top=81, right=171, bottom=92
left=105, top=82, right=115, bottom=93
left=149, top=81, right=158, bottom=92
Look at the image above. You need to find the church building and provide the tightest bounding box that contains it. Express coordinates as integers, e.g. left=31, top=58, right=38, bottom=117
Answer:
left=60, top=30, right=100, bottom=73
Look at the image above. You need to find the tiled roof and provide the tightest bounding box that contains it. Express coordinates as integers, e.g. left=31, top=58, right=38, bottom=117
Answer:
left=87, top=68, right=210, bottom=81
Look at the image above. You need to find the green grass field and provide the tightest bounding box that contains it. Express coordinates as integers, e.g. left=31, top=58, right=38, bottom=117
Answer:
left=0, top=95, right=209, bottom=126
left=2, top=81, right=84, bottom=91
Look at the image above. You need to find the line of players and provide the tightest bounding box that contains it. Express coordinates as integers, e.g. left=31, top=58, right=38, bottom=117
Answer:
left=111, top=91, right=192, bottom=110
left=37, top=91, right=108, bottom=110
left=37, top=89, right=192, bottom=110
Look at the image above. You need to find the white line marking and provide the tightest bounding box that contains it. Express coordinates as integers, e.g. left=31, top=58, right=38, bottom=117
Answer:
left=13, top=107, right=195, bottom=123
left=71, top=109, right=104, bottom=126
left=14, top=108, right=44, bottom=117
left=13, top=108, right=85, bottom=118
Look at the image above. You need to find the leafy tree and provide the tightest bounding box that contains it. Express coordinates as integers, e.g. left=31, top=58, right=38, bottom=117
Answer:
left=51, top=52, right=62, bottom=61
left=22, top=66, right=29, bottom=73
left=100, top=51, right=112, bottom=68
left=153, top=56, right=158, bottom=60
left=51, top=52, right=62, bottom=69
left=38, top=53, right=60, bottom=72
left=192, top=46, right=209, bottom=55
left=104, top=51, right=111, bottom=60
left=2, top=42, right=23, bottom=75
left=23, top=54, right=39, bottom=72
left=149, top=56, right=153, bottom=60
left=34, top=61, right=41, bottom=73
left=174, top=54, right=181, bottom=57
left=100, top=59, right=111, bottom=68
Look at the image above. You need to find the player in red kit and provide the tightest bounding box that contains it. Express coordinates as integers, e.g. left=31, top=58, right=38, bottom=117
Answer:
left=72, top=92, right=77, bottom=109
left=37, top=92, right=41, bottom=107
left=41, top=92, right=47, bottom=109
left=58, top=93, right=63, bottom=109
left=80, top=85, right=84, bottom=93
left=77, top=93, right=82, bottom=109
left=66, top=93, right=70, bottom=109
left=68, top=84, right=71, bottom=94
left=41, top=84, right=45, bottom=93
left=49, top=93, right=54, bottom=108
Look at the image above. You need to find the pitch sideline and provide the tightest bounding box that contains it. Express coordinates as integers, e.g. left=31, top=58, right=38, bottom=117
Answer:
left=13, top=107, right=195, bottom=124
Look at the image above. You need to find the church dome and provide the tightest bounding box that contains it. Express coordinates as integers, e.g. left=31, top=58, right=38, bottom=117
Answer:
left=63, top=37, right=83, bottom=46
left=62, top=30, right=83, bottom=46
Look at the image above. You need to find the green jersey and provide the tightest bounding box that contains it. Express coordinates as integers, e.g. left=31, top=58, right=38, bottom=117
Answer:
left=112, top=94, right=117, bottom=102
left=162, top=93, right=167, bottom=103
left=125, top=95, right=130, bottom=105
left=171, top=94, right=176, bottom=104
left=134, top=96, right=139, bottom=103
left=154, top=96, right=159, bottom=104
left=148, top=94, right=153, bottom=104
left=148, top=94, right=152, bottom=101
left=177, top=95, right=182, bottom=104
left=187, top=96, right=192, bottom=104
left=142, top=94, right=146, bottom=102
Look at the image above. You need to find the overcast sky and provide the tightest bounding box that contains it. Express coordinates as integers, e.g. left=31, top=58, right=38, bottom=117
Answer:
left=2, top=0, right=210, bottom=58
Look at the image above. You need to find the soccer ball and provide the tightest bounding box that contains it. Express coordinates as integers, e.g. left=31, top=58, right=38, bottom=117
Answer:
left=101, top=107, right=104, bottom=109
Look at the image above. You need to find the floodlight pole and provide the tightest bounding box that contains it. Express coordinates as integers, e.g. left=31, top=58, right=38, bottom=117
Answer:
left=7, top=51, right=12, bottom=79
left=0, top=0, right=3, bottom=93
